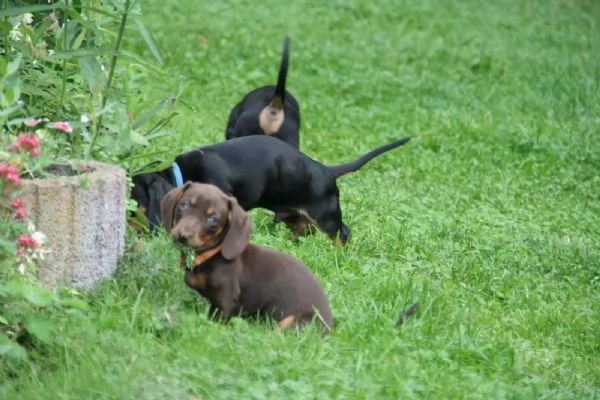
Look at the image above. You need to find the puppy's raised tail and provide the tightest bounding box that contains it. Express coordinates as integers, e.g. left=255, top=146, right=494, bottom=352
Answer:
left=272, top=36, right=291, bottom=109
left=327, top=136, right=412, bottom=178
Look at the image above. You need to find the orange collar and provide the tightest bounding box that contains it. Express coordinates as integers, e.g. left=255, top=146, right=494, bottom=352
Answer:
left=179, top=245, right=222, bottom=270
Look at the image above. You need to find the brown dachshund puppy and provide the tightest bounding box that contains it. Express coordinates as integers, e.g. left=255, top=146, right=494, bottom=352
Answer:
left=160, top=182, right=333, bottom=333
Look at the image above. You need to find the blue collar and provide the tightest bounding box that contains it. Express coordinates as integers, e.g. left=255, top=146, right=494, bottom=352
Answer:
left=171, top=162, right=184, bottom=188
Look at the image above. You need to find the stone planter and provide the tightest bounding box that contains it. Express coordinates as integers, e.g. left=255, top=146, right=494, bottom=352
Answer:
left=22, top=161, right=126, bottom=290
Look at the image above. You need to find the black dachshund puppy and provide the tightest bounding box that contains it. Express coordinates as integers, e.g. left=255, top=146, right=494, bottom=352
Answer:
left=132, top=135, right=411, bottom=246
left=225, top=37, right=301, bottom=148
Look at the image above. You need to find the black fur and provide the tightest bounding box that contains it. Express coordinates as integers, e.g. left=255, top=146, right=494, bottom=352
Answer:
left=132, top=135, right=411, bottom=245
left=225, top=37, right=301, bottom=148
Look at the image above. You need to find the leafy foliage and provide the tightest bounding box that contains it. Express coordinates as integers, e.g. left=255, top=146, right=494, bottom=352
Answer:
left=0, top=0, right=180, bottom=379
left=0, top=0, right=182, bottom=172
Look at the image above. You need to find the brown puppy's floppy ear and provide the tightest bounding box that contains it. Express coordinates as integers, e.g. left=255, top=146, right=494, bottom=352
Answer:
left=147, top=177, right=175, bottom=233
left=160, top=181, right=192, bottom=231
left=221, top=196, right=252, bottom=260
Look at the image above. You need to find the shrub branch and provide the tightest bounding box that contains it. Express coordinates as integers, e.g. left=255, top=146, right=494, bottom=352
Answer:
left=87, top=0, right=131, bottom=159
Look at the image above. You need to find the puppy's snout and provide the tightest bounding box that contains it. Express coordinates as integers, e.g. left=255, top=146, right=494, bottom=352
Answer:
left=178, top=227, right=192, bottom=240
left=173, top=221, right=196, bottom=243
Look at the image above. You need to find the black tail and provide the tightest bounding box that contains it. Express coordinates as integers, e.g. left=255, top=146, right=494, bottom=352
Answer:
left=273, top=37, right=291, bottom=108
left=327, top=136, right=412, bottom=178
left=396, top=302, right=419, bottom=327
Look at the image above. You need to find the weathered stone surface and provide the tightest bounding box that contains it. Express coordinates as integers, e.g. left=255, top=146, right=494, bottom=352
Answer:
left=22, top=161, right=126, bottom=290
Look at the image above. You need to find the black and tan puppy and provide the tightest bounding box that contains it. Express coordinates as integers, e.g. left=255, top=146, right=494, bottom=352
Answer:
left=225, top=37, right=301, bottom=148
left=161, top=182, right=333, bottom=333
left=133, top=135, right=412, bottom=246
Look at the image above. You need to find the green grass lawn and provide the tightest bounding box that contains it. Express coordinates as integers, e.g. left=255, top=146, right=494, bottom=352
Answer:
left=4, top=0, right=600, bottom=398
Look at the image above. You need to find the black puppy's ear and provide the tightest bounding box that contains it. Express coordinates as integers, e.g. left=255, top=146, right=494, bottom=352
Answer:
left=221, top=196, right=252, bottom=260
left=160, top=181, right=192, bottom=231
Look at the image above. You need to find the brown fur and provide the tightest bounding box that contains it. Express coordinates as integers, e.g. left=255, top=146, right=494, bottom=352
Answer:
left=161, top=182, right=333, bottom=333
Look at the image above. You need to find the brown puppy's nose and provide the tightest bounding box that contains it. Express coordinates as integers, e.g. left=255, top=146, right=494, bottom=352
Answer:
left=176, top=223, right=195, bottom=243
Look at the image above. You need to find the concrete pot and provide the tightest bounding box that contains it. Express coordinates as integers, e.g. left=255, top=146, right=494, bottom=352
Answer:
left=22, top=161, right=126, bottom=290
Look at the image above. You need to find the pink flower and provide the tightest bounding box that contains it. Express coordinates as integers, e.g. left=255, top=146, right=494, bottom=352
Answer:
left=15, top=207, right=26, bottom=220
left=11, top=198, right=26, bottom=220
left=10, top=198, right=24, bottom=209
left=10, top=133, right=41, bottom=157
left=51, top=121, right=73, bottom=133
left=6, top=171, right=21, bottom=185
left=0, top=163, right=9, bottom=175
left=20, top=133, right=40, bottom=148
left=17, top=234, right=38, bottom=248
left=16, top=248, right=28, bottom=257
left=24, top=118, right=42, bottom=128
left=0, top=164, right=21, bottom=186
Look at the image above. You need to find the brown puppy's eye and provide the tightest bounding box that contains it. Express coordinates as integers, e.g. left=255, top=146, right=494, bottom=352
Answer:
left=178, top=200, right=190, bottom=211
left=207, top=214, right=220, bottom=226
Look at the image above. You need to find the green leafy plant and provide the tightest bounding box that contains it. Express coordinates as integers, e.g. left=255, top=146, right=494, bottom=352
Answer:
left=0, top=121, right=88, bottom=380
left=0, top=0, right=182, bottom=173
left=0, top=59, right=88, bottom=378
left=1, top=0, right=179, bottom=378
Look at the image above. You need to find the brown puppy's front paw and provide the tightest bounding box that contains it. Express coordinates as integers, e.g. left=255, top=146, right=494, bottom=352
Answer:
left=277, top=315, right=298, bottom=332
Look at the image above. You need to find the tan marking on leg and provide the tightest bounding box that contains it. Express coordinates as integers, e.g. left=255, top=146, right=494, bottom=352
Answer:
left=281, top=209, right=342, bottom=246
left=282, top=210, right=319, bottom=237
left=190, top=197, right=197, bottom=206
left=277, top=315, right=296, bottom=332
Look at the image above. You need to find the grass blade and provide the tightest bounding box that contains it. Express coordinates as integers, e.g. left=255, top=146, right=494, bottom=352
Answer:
left=132, top=18, right=163, bottom=65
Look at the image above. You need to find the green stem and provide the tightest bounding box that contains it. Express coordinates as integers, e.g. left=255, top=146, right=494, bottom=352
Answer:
left=86, top=0, right=130, bottom=160
left=2, top=0, right=8, bottom=52
left=59, top=0, right=69, bottom=112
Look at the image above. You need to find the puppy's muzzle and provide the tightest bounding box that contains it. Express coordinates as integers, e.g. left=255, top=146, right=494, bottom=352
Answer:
left=172, top=221, right=198, bottom=245
left=172, top=217, right=224, bottom=251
